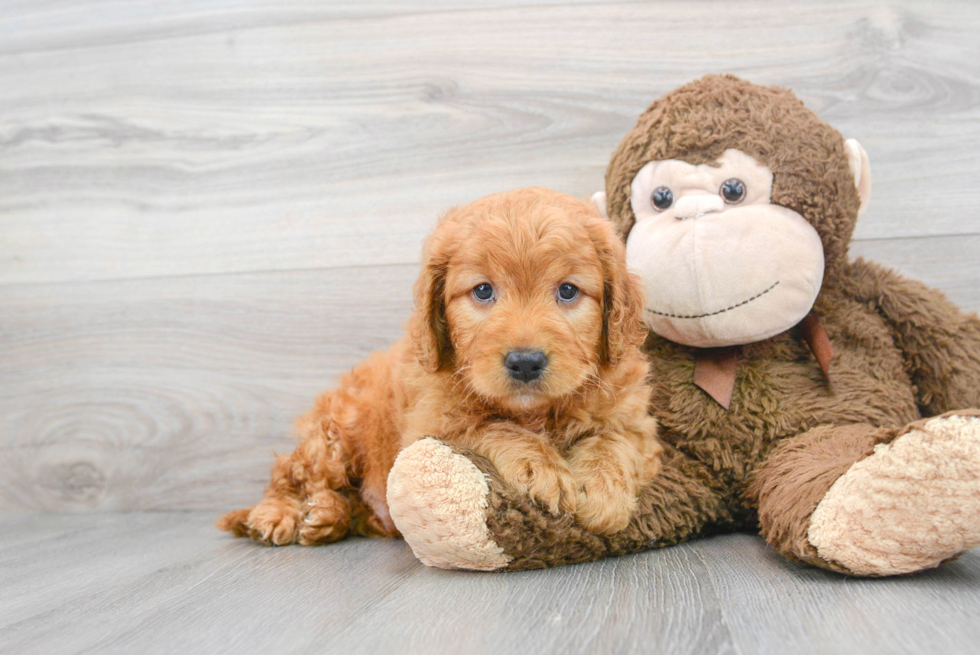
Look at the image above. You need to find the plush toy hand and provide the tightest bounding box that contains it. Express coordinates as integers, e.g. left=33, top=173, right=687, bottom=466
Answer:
left=386, top=438, right=514, bottom=571
left=387, top=436, right=624, bottom=571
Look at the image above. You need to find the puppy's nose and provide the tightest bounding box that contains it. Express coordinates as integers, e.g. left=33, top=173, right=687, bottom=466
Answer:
left=504, top=349, right=548, bottom=382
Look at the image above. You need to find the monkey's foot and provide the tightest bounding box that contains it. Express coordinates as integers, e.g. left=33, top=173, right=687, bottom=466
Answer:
left=808, top=412, right=980, bottom=576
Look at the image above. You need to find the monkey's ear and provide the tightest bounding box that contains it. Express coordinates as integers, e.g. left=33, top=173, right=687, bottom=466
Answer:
left=845, top=138, right=872, bottom=215
left=409, top=234, right=453, bottom=373
left=590, top=191, right=609, bottom=219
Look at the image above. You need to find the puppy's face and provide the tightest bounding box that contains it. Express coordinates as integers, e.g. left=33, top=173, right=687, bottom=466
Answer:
left=412, top=188, right=645, bottom=413
left=444, top=212, right=605, bottom=411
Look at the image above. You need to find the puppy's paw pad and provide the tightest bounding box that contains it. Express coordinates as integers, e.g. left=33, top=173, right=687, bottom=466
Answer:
left=499, top=459, right=576, bottom=516
left=298, top=491, right=351, bottom=545
left=575, top=485, right=633, bottom=536
left=246, top=500, right=302, bottom=546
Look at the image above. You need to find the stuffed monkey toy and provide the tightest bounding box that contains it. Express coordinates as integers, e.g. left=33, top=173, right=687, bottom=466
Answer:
left=386, top=75, right=980, bottom=575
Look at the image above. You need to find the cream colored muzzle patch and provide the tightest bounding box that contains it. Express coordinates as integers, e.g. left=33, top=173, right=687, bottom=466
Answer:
left=626, top=149, right=825, bottom=348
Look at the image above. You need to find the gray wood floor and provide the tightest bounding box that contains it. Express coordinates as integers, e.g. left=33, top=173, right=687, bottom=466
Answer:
left=3, top=1, right=980, bottom=653
left=2, top=512, right=980, bottom=655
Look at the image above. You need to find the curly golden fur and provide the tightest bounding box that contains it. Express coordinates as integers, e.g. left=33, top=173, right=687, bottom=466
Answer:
left=217, top=187, right=662, bottom=543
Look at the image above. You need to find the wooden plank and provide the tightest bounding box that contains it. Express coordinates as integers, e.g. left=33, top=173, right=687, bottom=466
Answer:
left=2, top=512, right=977, bottom=655
left=0, top=512, right=422, bottom=655
left=1, top=0, right=979, bottom=285
left=0, top=265, right=415, bottom=512
left=0, top=512, right=735, bottom=655
left=0, top=0, right=619, bottom=56
left=695, top=534, right=980, bottom=655
left=337, top=545, right=734, bottom=655
left=2, top=234, right=978, bottom=513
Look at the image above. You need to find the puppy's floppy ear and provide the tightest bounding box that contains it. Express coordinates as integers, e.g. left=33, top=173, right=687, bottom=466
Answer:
left=410, top=215, right=456, bottom=372
left=585, top=217, right=647, bottom=366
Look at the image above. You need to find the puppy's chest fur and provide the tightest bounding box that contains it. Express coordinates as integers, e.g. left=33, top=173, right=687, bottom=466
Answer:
left=395, top=347, right=649, bottom=454
left=402, top=378, right=614, bottom=453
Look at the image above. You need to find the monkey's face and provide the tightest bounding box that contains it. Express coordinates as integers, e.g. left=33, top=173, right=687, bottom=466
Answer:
left=626, top=149, right=825, bottom=348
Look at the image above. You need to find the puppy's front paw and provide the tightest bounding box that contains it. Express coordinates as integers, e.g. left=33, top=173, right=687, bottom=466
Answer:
left=299, top=490, right=351, bottom=545
left=244, top=498, right=303, bottom=546
left=575, top=479, right=636, bottom=536
left=496, top=453, right=577, bottom=516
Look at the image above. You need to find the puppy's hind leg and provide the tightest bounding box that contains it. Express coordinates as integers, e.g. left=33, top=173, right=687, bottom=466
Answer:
left=299, top=489, right=353, bottom=545
left=214, top=508, right=251, bottom=538
left=217, top=392, right=356, bottom=546
left=218, top=347, right=406, bottom=545
left=217, top=453, right=310, bottom=546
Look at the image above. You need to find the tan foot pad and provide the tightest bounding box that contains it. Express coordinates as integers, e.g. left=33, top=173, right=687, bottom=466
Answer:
left=809, top=415, right=980, bottom=576
left=387, top=438, right=511, bottom=571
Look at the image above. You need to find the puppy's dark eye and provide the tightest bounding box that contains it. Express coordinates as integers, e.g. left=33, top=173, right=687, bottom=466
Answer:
left=651, top=186, right=673, bottom=211
left=720, top=178, right=746, bottom=204
left=557, top=283, right=579, bottom=302
left=472, top=283, right=494, bottom=302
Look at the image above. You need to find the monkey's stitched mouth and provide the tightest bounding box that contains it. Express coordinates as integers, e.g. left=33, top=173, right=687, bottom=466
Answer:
left=645, top=281, right=780, bottom=319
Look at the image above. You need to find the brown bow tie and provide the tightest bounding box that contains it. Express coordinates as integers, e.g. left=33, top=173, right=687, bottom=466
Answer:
left=693, top=311, right=833, bottom=410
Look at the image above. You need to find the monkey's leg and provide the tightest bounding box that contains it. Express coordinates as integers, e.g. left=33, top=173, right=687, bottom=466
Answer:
left=386, top=438, right=735, bottom=571
left=749, top=411, right=980, bottom=576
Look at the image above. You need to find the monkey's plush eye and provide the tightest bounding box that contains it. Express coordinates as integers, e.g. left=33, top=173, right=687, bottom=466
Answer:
left=720, top=178, right=746, bottom=204
left=651, top=186, right=674, bottom=211
left=472, top=283, right=494, bottom=302
left=557, top=283, right=579, bottom=302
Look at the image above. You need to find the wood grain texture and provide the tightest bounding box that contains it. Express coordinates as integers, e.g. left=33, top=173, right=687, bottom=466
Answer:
left=1, top=1, right=980, bottom=515
left=1, top=0, right=978, bottom=285
left=1, top=512, right=977, bottom=655
left=4, top=4, right=980, bottom=653
left=0, top=512, right=732, bottom=655
left=695, top=534, right=980, bottom=655
left=3, top=235, right=979, bottom=513
left=0, top=265, right=415, bottom=512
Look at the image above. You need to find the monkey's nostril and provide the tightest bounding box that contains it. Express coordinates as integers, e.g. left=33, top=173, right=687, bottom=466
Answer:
left=504, top=350, right=548, bottom=383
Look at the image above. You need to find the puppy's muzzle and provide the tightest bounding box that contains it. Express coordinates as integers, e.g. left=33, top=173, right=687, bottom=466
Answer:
left=504, top=349, right=548, bottom=383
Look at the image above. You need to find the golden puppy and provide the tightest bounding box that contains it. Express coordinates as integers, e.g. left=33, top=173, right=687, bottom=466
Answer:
left=218, top=187, right=661, bottom=544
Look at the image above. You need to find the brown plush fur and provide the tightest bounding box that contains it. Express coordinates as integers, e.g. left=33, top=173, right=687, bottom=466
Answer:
left=421, top=76, right=980, bottom=572
left=218, top=187, right=662, bottom=544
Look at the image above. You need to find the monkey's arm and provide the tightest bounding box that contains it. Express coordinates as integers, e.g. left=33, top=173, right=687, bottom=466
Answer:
left=387, top=437, right=737, bottom=571
left=844, top=257, right=980, bottom=414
